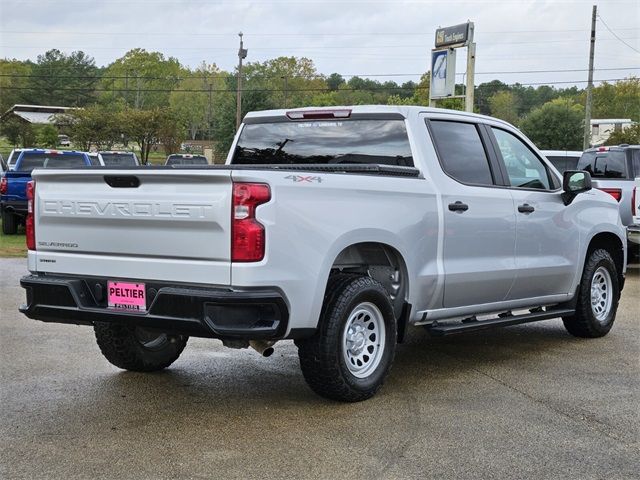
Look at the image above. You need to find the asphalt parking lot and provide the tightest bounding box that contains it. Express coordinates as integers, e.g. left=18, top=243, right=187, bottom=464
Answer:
left=1, top=258, right=638, bottom=480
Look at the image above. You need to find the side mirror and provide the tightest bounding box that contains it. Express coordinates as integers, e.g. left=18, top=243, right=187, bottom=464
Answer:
left=562, top=170, right=592, bottom=205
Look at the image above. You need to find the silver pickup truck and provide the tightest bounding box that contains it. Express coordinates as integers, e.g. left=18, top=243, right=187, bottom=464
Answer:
left=19, top=106, right=627, bottom=402
left=577, top=145, right=639, bottom=257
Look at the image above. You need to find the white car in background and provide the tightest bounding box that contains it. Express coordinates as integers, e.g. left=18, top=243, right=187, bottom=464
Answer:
left=541, top=150, right=583, bottom=174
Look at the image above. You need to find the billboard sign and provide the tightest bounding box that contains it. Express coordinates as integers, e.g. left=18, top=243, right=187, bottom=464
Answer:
left=435, top=22, right=473, bottom=48
left=430, top=48, right=456, bottom=99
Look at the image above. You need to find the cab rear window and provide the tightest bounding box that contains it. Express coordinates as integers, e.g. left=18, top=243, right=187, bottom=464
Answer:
left=232, top=119, right=413, bottom=167
left=101, top=153, right=137, bottom=166
left=577, top=151, right=628, bottom=179
left=17, top=153, right=87, bottom=171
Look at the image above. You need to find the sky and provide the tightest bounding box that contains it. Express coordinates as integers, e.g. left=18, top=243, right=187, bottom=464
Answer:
left=0, top=0, right=639, bottom=87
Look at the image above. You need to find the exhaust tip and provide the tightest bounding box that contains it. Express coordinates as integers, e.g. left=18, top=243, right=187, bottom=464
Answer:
left=262, top=347, right=274, bottom=358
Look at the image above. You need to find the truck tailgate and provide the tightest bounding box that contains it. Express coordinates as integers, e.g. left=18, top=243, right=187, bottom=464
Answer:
left=31, top=169, right=233, bottom=285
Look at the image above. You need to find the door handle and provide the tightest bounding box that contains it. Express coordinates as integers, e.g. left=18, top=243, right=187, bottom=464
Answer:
left=448, top=201, right=469, bottom=212
left=518, top=203, right=535, bottom=214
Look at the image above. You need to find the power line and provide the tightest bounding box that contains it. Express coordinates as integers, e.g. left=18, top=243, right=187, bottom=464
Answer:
left=0, top=67, right=638, bottom=81
left=0, top=78, right=628, bottom=94
left=597, top=15, right=640, bottom=55
left=1, top=27, right=638, bottom=37
left=3, top=37, right=639, bottom=50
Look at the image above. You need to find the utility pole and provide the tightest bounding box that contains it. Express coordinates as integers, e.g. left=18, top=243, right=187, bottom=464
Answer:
left=236, top=32, right=248, bottom=130
left=208, top=82, right=213, bottom=142
left=464, top=42, right=476, bottom=112
left=282, top=75, right=288, bottom=108
left=583, top=5, right=597, bottom=150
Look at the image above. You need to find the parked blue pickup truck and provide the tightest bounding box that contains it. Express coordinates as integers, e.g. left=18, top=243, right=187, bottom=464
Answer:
left=1, top=149, right=91, bottom=234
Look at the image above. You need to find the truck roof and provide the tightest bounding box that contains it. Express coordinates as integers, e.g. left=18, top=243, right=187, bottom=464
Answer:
left=243, top=105, right=514, bottom=128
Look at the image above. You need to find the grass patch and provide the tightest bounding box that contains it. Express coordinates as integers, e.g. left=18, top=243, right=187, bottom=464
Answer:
left=0, top=222, right=27, bottom=258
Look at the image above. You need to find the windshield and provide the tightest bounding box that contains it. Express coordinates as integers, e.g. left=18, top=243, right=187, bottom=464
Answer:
left=166, top=156, right=208, bottom=165
left=232, top=119, right=413, bottom=166
left=100, top=153, right=137, bottom=166
left=577, top=150, right=628, bottom=178
left=17, top=153, right=87, bottom=172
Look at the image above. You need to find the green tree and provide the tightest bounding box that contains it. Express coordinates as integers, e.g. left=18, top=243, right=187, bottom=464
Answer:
left=475, top=80, right=509, bottom=115
left=592, top=77, right=640, bottom=122
left=120, top=107, right=178, bottom=163
left=100, top=49, right=185, bottom=109
left=24, top=49, right=98, bottom=106
left=0, top=116, right=35, bottom=147
left=488, top=91, right=520, bottom=125
left=59, top=103, right=123, bottom=151
left=327, top=73, right=345, bottom=91
left=0, top=59, right=32, bottom=112
left=520, top=98, right=585, bottom=150
left=604, top=123, right=640, bottom=145
left=35, top=124, right=59, bottom=148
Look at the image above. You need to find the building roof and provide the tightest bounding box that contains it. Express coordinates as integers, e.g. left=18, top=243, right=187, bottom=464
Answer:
left=590, top=118, right=633, bottom=124
left=1, top=104, right=76, bottom=124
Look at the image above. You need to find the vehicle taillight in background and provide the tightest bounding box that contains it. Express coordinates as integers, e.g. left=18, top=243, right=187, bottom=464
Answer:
left=26, top=180, right=36, bottom=250
left=232, top=182, right=270, bottom=262
left=599, top=187, right=622, bottom=202
left=0, top=177, right=7, bottom=195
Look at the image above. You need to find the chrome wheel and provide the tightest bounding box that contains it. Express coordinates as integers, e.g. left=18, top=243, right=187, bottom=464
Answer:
left=590, top=266, right=613, bottom=323
left=342, top=302, right=386, bottom=379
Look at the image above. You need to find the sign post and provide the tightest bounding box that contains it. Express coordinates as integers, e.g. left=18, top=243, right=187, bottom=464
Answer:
left=429, top=21, right=476, bottom=112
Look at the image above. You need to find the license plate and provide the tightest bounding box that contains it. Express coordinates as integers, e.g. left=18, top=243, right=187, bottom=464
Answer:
left=107, top=281, right=146, bottom=313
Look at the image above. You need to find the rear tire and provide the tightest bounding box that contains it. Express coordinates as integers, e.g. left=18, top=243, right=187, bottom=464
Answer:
left=1, top=211, right=17, bottom=235
left=297, top=274, right=397, bottom=402
left=563, top=248, right=620, bottom=338
left=94, top=323, right=188, bottom=372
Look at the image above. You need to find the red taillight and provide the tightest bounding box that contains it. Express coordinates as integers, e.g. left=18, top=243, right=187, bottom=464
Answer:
left=0, top=177, right=7, bottom=195
left=26, top=181, right=36, bottom=250
left=231, top=182, right=270, bottom=262
left=599, top=188, right=622, bottom=202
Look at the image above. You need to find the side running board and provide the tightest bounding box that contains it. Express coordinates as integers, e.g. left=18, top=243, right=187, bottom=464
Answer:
left=426, top=308, right=575, bottom=336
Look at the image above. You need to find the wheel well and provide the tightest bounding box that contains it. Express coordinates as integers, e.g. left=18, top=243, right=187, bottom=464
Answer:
left=587, top=232, right=624, bottom=286
left=330, top=242, right=408, bottom=319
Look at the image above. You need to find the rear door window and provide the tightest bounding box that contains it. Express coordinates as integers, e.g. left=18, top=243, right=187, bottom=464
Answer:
left=233, top=119, right=413, bottom=167
left=429, top=120, right=494, bottom=185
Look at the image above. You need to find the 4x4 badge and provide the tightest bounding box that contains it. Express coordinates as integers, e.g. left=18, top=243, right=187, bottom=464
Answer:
left=284, top=175, right=323, bottom=183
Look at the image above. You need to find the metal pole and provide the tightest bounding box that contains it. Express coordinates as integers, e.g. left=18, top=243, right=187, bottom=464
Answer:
left=283, top=76, right=288, bottom=108
left=465, top=43, right=476, bottom=112
left=236, top=32, right=246, bottom=131
left=583, top=5, right=597, bottom=150
left=208, top=83, right=213, bottom=141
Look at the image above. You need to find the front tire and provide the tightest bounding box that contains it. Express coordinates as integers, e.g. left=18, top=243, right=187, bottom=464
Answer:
left=297, top=275, right=397, bottom=402
left=1, top=211, right=17, bottom=235
left=94, top=323, right=188, bottom=372
left=563, top=248, right=620, bottom=338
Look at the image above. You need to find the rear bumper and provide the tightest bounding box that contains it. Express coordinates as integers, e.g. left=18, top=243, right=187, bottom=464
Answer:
left=1, top=200, right=27, bottom=215
left=20, top=274, right=290, bottom=340
left=628, top=225, right=640, bottom=246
